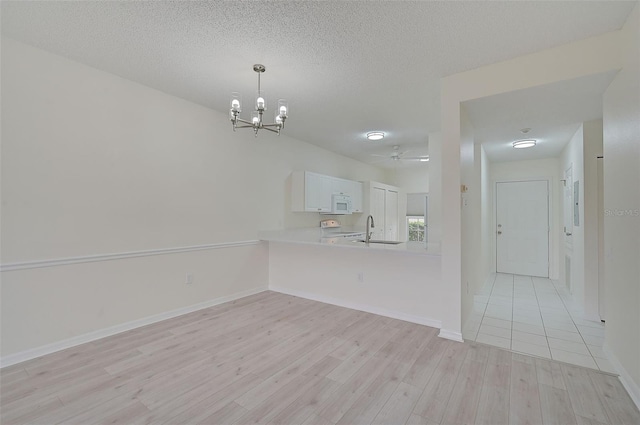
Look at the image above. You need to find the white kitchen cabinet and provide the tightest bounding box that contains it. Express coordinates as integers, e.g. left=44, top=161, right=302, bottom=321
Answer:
left=305, top=172, right=333, bottom=212
left=364, top=181, right=400, bottom=241
left=350, top=180, right=364, bottom=213
left=332, top=177, right=363, bottom=213
left=291, top=171, right=363, bottom=213
left=331, top=177, right=351, bottom=196
left=291, top=171, right=332, bottom=212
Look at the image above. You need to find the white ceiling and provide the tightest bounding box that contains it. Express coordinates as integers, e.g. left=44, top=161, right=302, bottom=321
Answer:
left=1, top=1, right=636, bottom=168
left=464, top=70, right=619, bottom=162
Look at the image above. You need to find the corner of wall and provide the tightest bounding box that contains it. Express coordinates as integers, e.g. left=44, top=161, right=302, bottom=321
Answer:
left=602, top=0, right=640, bottom=400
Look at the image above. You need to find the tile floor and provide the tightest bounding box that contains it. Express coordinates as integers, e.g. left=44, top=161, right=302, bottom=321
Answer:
left=463, top=273, right=616, bottom=373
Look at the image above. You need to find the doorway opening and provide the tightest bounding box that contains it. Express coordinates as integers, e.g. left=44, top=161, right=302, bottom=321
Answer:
left=496, top=180, right=550, bottom=277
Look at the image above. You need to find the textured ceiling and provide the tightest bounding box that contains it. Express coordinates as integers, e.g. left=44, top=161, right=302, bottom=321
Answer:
left=1, top=1, right=636, bottom=168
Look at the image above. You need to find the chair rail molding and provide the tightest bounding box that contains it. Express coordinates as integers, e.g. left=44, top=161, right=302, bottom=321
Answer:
left=0, top=240, right=261, bottom=272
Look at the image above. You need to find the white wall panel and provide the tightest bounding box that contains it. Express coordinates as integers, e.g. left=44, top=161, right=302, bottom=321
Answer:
left=268, top=242, right=447, bottom=334
left=602, top=4, right=640, bottom=405
left=0, top=38, right=386, bottom=359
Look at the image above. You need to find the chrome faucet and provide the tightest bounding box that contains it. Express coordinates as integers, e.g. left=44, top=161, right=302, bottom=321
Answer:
left=366, top=215, right=375, bottom=244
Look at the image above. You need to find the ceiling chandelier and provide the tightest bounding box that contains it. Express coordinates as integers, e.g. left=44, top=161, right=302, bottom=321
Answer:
left=230, top=64, right=288, bottom=136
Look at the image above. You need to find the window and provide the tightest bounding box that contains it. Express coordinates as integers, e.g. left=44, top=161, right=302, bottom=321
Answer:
left=407, top=216, right=426, bottom=242
left=406, top=193, right=427, bottom=245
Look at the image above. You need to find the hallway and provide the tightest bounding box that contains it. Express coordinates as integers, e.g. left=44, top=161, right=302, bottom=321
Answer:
left=463, top=273, right=614, bottom=373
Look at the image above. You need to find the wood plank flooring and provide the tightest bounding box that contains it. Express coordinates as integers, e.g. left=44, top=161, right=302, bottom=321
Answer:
left=1, top=291, right=638, bottom=425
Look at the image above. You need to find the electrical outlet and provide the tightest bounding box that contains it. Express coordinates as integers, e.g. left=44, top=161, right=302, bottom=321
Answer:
left=357, top=272, right=364, bottom=283
left=186, top=273, right=194, bottom=284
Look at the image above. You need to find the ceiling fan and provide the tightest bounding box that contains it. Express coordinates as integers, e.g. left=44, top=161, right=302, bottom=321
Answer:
left=371, top=145, right=429, bottom=163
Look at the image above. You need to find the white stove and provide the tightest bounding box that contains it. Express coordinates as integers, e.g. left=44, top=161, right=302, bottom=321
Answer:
left=320, top=219, right=365, bottom=243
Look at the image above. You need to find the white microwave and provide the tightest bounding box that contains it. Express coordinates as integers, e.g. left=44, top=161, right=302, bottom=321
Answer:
left=328, top=194, right=352, bottom=215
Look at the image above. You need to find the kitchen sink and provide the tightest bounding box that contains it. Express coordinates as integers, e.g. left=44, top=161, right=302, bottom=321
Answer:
left=352, top=239, right=404, bottom=245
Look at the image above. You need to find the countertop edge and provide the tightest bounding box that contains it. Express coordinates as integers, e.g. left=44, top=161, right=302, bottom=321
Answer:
left=258, top=231, right=441, bottom=257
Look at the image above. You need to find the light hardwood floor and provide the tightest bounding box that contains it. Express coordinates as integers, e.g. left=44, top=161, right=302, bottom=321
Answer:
left=1, top=291, right=638, bottom=424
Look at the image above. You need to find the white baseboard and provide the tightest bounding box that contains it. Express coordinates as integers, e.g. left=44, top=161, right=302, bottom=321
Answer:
left=268, top=285, right=442, bottom=329
left=582, top=312, right=603, bottom=322
left=603, top=343, right=640, bottom=411
left=438, top=329, right=464, bottom=342
left=1, top=286, right=267, bottom=368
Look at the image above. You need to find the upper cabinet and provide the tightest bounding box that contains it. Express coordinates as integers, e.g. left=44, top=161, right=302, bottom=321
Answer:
left=331, top=177, right=363, bottom=212
left=304, top=172, right=333, bottom=212
left=349, top=180, right=364, bottom=213
left=331, top=177, right=351, bottom=196
left=291, top=171, right=363, bottom=213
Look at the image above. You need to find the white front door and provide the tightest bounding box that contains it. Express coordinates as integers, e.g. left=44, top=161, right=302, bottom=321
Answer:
left=496, top=180, right=549, bottom=277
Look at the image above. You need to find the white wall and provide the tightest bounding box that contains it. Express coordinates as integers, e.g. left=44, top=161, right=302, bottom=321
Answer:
left=1, top=245, right=269, bottom=360
left=560, top=121, right=603, bottom=320
left=269, top=243, right=444, bottom=330
left=427, top=132, right=442, bottom=246
left=392, top=166, right=429, bottom=194
left=582, top=119, right=604, bottom=320
left=490, top=158, right=562, bottom=280
left=479, top=145, right=492, bottom=284
left=0, top=38, right=387, bottom=359
left=602, top=3, right=640, bottom=405
left=460, top=106, right=480, bottom=327
left=561, top=126, right=586, bottom=304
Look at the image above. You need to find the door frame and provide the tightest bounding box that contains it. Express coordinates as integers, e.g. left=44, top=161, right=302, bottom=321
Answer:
left=493, top=177, right=553, bottom=277
left=563, top=165, right=574, bottom=292
left=597, top=157, right=605, bottom=320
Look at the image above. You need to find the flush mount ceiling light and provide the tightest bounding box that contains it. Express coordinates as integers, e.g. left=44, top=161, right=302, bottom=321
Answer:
left=419, top=157, right=430, bottom=162
left=366, top=132, right=385, bottom=141
left=513, top=139, right=537, bottom=149
left=230, top=64, right=288, bottom=136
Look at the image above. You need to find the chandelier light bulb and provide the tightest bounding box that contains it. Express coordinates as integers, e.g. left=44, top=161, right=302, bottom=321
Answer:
left=230, top=92, right=242, bottom=113
left=277, top=99, right=289, bottom=123
left=256, top=96, right=265, bottom=109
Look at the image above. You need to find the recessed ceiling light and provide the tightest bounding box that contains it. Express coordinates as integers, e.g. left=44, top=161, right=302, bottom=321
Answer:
left=366, top=132, right=385, bottom=141
left=419, top=157, right=429, bottom=162
left=513, top=139, right=536, bottom=149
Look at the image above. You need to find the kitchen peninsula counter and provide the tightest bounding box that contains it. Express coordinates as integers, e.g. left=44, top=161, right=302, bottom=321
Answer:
left=263, top=228, right=450, bottom=339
